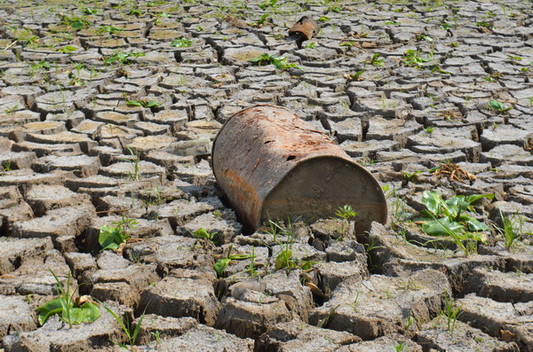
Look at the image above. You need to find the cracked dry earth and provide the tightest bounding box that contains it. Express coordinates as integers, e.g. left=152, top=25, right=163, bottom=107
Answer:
left=0, top=0, right=532, bottom=351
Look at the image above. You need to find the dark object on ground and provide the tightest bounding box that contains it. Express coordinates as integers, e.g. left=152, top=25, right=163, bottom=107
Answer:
left=211, top=104, right=387, bottom=234
left=288, top=16, right=319, bottom=48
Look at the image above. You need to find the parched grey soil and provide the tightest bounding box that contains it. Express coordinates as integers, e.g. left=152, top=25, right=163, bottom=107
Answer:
left=0, top=0, right=532, bottom=351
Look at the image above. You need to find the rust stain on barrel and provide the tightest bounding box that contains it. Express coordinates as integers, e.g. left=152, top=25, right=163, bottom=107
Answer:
left=212, top=104, right=387, bottom=233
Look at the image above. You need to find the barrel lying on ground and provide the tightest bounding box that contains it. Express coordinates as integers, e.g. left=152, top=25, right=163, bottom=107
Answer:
left=212, top=104, right=387, bottom=234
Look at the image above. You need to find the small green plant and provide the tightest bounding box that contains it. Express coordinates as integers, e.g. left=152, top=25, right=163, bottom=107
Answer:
left=30, top=60, right=51, bottom=70
left=346, top=69, right=365, bottom=81
left=126, top=99, right=161, bottom=108
left=101, top=303, right=145, bottom=351
left=403, top=170, right=421, bottom=182
left=98, top=217, right=138, bottom=251
left=441, top=292, right=461, bottom=337
left=488, top=100, right=512, bottom=113
left=495, top=210, right=530, bottom=250
left=1, top=161, right=12, bottom=172
left=10, top=27, right=38, bottom=45
left=249, top=53, right=302, bottom=71
left=266, top=218, right=296, bottom=243
left=99, top=25, right=123, bottom=34
left=368, top=53, right=384, bottom=67
left=125, top=147, right=141, bottom=181
left=333, top=205, right=358, bottom=238
left=425, top=126, right=434, bottom=134
left=60, top=15, right=91, bottom=30
left=213, top=245, right=254, bottom=278
left=127, top=8, right=142, bottom=16
left=255, top=13, right=271, bottom=26
left=104, top=51, right=145, bottom=65
left=394, top=342, right=406, bottom=352
left=401, top=49, right=432, bottom=68
left=258, top=0, right=280, bottom=10
left=170, top=37, right=193, bottom=47
left=304, top=42, right=317, bottom=49
left=58, top=45, right=78, bottom=53
left=192, top=228, right=217, bottom=242
left=275, top=243, right=296, bottom=270
left=417, top=191, right=494, bottom=255
left=349, top=292, right=360, bottom=312
left=37, top=270, right=100, bottom=328
left=81, top=7, right=97, bottom=15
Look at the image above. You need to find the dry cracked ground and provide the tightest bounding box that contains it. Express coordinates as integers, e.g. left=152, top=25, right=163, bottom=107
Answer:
left=0, top=0, right=532, bottom=351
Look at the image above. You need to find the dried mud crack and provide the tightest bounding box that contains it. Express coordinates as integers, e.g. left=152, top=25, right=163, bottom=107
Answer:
left=0, top=0, right=532, bottom=351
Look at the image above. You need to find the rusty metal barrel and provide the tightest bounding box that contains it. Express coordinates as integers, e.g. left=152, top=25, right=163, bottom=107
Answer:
left=212, top=104, right=387, bottom=233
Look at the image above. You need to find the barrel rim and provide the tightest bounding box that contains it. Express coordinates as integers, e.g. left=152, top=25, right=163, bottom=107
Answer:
left=258, top=153, right=388, bottom=228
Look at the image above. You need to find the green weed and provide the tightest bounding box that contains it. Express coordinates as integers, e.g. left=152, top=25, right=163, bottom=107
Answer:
left=249, top=53, right=302, bottom=71
left=101, top=303, right=145, bottom=351
left=418, top=191, right=493, bottom=255
left=98, top=216, right=138, bottom=251
left=37, top=270, right=100, bottom=327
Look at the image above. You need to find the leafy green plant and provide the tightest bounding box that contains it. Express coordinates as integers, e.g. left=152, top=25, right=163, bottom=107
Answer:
left=368, top=53, right=384, bottom=67
left=255, top=14, right=271, bottom=26
left=258, top=0, right=280, bottom=10
left=101, top=303, right=145, bottom=351
left=37, top=270, right=100, bottom=327
left=333, top=205, right=358, bottom=238
left=99, top=217, right=138, bottom=251
left=58, top=45, right=78, bottom=53
left=104, top=51, right=145, bottom=65
left=318, top=16, right=330, bottom=22
left=425, top=126, right=434, bottom=134
left=249, top=53, right=302, bottom=71
left=171, top=37, right=193, bottom=47
left=127, top=8, right=142, bottom=16
left=488, top=100, right=512, bottom=113
left=274, top=243, right=315, bottom=271
left=401, top=49, right=432, bottom=68
left=99, top=25, right=123, bottom=34
left=30, top=60, right=50, bottom=70
left=126, top=99, right=161, bottom=108
left=394, top=342, right=406, bottom=352
left=417, top=191, right=493, bottom=255
left=192, top=228, right=217, bottom=242
left=60, top=15, right=91, bottom=30
left=441, top=292, right=461, bottom=336
left=213, top=245, right=254, bottom=278
left=495, top=210, right=530, bottom=250
left=81, top=7, right=97, bottom=15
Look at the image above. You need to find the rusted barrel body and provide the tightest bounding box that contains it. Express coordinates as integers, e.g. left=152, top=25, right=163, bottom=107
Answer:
left=288, top=16, right=319, bottom=41
left=212, top=105, right=387, bottom=233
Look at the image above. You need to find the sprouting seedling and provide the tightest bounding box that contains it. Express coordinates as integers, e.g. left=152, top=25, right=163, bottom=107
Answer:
left=99, top=216, right=138, bottom=251
left=249, top=53, right=302, bottom=71
left=170, top=37, right=192, bottom=47
left=495, top=210, right=529, bottom=250
left=126, top=99, right=161, bottom=108
left=99, top=25, right=123, bottom=34
left=37, top=270, right=100, bottom=328
left=192, top=228, right=217, bottom=242
left=369, top=53, right=384, bottom=67
left=441, top=292, right=461, bottom=336
left=213, top=245, right=254, bottom=278
left=488, top=100, right=512, bottom=113
left=101, top=303, right=146, bottom=351
left=333, top=205, right=358, bottom=238
left=401, top=49, right=433, bottom=68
